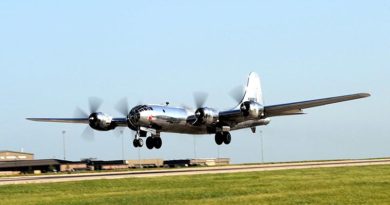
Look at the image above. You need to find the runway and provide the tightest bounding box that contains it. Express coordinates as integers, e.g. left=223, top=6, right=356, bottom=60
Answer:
left=1, top=158, right=389, bottom=186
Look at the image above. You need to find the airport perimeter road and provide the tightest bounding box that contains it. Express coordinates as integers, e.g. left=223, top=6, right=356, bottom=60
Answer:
left=1, top=158, right=390, bottom=186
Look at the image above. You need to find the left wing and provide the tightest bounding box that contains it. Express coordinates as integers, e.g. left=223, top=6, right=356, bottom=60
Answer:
left=264, top=93, right=370, bottom=117
left=219, top=92, right=370, bottom=125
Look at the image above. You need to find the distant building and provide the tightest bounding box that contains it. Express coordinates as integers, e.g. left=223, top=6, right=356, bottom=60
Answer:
left=0, top=155, right=231, bottom=175
left=127, top=159, right=164, bottom=168
left=192, top=158, right=230, bottom=166
left=0, top=159, right=88, bottom=174
left=83, top=159, right=128, bottom=170
left=80, top=159, right=165, bottom=170
left=163, top=158, right=230, bottom=167
left=0, top=150, right=34, bottom=161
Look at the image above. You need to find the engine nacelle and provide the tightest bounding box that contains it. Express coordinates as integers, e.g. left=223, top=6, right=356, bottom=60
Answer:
left=193, top=108, right=219, bottom=126
left=88, top=112, right=115, bottom=131
left=240, top=101, right=264, bottom=119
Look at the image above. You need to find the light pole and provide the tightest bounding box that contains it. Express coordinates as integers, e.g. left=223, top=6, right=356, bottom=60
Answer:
left=120, top=130, right=124, bottom=161
left=138, top=146, right=141, bottom=169
left=217, top=145, right=220, bottom=160
left=62, top=130, right=66, bottom=160
left=260, top=130, right=264, bottom=163
left=193, top=136, right=197, bottom=159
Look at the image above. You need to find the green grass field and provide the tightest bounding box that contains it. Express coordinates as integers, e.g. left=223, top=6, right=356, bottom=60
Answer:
left=1, top=165, right=390, bottom=205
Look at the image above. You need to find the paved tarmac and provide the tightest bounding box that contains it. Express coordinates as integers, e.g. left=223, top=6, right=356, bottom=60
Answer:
left=1, top=158, right=389, bottom=186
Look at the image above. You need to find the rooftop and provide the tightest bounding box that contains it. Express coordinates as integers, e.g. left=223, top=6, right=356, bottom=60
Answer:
left=0, top=150, right=34, bottom=155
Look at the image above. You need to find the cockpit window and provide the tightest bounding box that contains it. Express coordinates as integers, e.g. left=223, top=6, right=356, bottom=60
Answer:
left=130, top=105, right=153, bottom=114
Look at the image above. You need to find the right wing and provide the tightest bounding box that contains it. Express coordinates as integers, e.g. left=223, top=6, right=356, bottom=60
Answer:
left=264, top=93, right=370, bottom=117
left=26, top=118, right=89, bottom=124
left=26, top=118, right=128, bottom=127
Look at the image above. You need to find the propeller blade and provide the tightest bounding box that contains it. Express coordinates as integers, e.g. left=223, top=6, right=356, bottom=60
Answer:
left=88, top=97, right=103, bottom=113
left=194, top=92, right=208, bottom=108
left=82, top=126, right=95, bottom=141
left=74, top=107, right=89, bottom=118
left=181, top=104, right=195, bottom=112
left=229, top=85, right=245, bottom=103
left=115, top=97, right=129, bottom=116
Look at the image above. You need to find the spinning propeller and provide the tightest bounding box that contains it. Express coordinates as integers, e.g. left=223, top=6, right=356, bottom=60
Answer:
left=192, top=92, right=209, bottom=125
left=73, top=97, right=103, bottom=140
left=115, top=97, right=130, bottom=117
left=229, top=85, right=246, bottom=104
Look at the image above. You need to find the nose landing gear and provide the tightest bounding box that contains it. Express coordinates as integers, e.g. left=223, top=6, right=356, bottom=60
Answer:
left=133, top=130, right=146, bottom=148
left=133, top=138, right=143, bottom=147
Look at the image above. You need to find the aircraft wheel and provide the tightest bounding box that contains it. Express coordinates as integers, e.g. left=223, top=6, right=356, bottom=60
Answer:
left=154, top=137, right=162, bottom=149
left=223, top=132, right=231, bottom=144
left=137, top=138, right=144, bottom=147
left=215, top=133, right=224, bottom=145
left=133, top=139, right=139, bottom=147
left=146, top=137, right=154, bottom=149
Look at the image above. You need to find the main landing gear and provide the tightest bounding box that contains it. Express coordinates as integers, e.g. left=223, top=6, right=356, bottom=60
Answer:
left=146, top=136, right=162, bottom=150
left=132, top=130, right=162, bottom=149
left=215, top=132, right=231, bottom=145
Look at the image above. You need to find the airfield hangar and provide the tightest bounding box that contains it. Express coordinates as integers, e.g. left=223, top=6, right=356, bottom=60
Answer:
left=0, top=150, right=34, bottom=161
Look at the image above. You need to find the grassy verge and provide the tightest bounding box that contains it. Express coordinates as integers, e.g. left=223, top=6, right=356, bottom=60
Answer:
left=1, top=165, right=390, bottom=205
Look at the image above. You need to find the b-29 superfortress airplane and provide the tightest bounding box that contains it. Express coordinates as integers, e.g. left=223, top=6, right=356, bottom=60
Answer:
left=27, top=72, right=370, bottom=150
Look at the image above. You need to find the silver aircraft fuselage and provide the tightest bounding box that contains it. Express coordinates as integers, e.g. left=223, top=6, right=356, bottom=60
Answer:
left=134, top=105, right=271, bottom=135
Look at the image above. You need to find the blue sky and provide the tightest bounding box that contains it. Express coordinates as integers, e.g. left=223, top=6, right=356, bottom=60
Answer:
left=0, top=1, right=389, bottom=163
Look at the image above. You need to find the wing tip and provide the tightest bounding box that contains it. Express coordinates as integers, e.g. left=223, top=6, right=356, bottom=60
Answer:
left=26, top=118, right=46, bottom=122
left=358, top=93, right=371, bottom=98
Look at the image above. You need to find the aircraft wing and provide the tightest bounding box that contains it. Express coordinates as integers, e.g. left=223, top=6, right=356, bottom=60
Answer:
left=26, top=118, right=128, bottom=126
left=264, top=93, right=370, bottom=117
left=27, top=118, right=89, bottom=124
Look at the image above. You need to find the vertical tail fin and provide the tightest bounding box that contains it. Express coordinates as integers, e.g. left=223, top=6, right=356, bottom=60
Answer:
left=241, top=72, right=263, bottom=105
